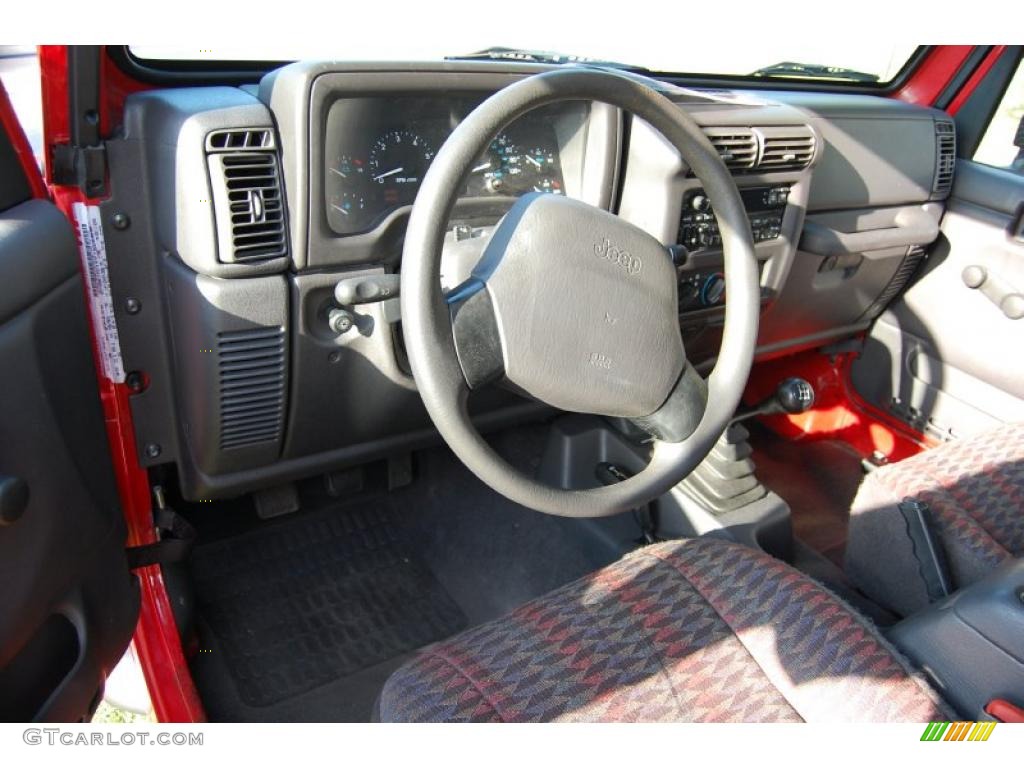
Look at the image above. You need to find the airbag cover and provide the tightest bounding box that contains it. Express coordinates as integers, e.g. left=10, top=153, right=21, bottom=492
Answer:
left=473, top=193, right=684, bottom=418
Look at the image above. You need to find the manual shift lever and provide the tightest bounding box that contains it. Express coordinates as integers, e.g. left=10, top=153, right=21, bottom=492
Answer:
left=732, top=377, right=815, bottom=425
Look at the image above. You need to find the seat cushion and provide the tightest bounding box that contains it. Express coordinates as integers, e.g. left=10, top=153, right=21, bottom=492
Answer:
left=846, top=422, right=1024, bottom=616
left=379, top=537, right=950, bottom=722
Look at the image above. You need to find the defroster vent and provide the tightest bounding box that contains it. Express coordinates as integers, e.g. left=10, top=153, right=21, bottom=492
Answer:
left=217, top=327, right=286, bottom=450
left=207, top=128, right=288, bottom=264
left=932, top=120, right=956, bottom=199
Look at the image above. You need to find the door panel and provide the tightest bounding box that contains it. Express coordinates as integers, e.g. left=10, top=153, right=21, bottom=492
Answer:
left=0, top=88, right=138, bottom=721
left=853, top=160, right=1024, bottom=439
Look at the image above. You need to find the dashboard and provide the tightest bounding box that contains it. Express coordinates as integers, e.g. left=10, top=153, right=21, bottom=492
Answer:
left=323, top=96, right=586, bottom=234
left=108, top=61, right=956, bottom=500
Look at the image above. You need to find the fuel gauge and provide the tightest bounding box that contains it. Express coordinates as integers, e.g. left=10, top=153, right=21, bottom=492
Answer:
left=326, top=153, right=374, bottom=233
left=328, top=154, right=366, bottom=180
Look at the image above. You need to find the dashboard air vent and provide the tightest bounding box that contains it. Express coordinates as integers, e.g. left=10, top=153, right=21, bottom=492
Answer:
left=206, top=129, right=274, bottom=152
left=756, top=127, right=817, bottom=170
left=932, top=120, right=956, bottom=198
left=701, top=128, right=758, bottom=170
left=217, top=327, right=286, bottom=450
left=206, top=128, right=287, bottom=264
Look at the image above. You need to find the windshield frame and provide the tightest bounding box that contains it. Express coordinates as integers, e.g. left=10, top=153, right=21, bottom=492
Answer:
left=108, top=45, right=930, bottom=94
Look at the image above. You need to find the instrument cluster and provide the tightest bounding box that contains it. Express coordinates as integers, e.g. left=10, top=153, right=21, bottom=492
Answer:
left=323, top=95, right=585, bottom=235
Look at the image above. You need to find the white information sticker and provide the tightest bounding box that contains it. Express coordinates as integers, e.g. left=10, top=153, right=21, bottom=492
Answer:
left=72, top=202, right=126, bottom=383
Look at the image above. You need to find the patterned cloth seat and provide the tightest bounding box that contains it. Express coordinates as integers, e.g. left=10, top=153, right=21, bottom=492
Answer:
left=846, top=422, right=1024, bottom=617
left=378, top=536, right=951, bottom=722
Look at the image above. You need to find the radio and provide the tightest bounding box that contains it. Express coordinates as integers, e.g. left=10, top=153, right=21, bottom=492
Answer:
left=677, top=184, right=790, bottom=251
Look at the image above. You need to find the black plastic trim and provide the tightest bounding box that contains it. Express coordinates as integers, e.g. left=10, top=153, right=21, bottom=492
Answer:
left=106, top=46, right=292, bottom=86
left=934, top=46, right=992, bottom=110
left=108, top=45, right=930, bottom=95
left=955, top=46, right=1024, bottom=159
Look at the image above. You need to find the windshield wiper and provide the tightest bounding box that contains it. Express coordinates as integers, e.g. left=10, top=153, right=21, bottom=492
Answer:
left=752, top=61, right=880, bottom=83
left=446, top=47, right=649, bottom=73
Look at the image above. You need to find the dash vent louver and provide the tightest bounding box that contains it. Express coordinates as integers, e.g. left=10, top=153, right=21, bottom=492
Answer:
left=217, top=327, right=286, bottom=450
left=701, top=128, right=758, bottom=170
left=932, top=120, right=956, bottom=199
left=206, top=128, right=287, bottom=264
left=756, top=127, right=817, bottom=170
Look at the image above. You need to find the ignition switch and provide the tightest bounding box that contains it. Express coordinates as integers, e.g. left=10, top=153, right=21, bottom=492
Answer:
left=328, top=308, right=355, bottom=335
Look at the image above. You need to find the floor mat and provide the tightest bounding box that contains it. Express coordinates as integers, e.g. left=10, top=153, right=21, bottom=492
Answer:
left=190, top=503, right=466, bottom=708
left=184, top=421, right=640, bottom=720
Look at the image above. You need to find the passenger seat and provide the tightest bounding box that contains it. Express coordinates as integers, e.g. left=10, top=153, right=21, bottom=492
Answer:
left=846, top=422, right=1024, bottom=616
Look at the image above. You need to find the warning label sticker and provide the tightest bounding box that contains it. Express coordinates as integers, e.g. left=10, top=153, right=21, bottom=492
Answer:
left=72, top=202, right=126, bottom=383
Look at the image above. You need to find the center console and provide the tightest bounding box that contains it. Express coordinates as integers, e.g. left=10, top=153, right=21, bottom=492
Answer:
left=616, top=106, right=816, bottom=368
left=891, top=560, right=1024, bottom=719
left=674, top=183, right=787, bottom=314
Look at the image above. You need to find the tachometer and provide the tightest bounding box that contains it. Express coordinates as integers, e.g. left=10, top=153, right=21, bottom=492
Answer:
left=369, top=130, right=435, bottom=206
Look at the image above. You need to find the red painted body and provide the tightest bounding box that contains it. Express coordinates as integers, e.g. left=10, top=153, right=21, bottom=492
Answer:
left=947, top=45, right=1007, bottom=115
left=744, top=346, right=933, bottom=464
left=893, top=46, right=974, bottom=106
left=21, top=45, right=1000, bottom=723
left=37, top=45, right=205, bottom=723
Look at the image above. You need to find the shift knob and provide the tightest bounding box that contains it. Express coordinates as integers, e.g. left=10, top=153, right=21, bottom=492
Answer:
left=775, top=377, right=815, bottom=414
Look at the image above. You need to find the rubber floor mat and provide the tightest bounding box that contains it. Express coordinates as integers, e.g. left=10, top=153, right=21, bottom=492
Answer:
left=190, top=503, right=466, bottom=708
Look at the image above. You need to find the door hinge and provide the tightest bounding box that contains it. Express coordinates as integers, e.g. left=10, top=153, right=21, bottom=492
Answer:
left=51, top=142, right=107, bottom=196
left=51, top=45, right=107, bottom=197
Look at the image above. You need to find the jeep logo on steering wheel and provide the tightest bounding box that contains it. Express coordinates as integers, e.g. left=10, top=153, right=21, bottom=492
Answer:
left=595, top=237, right=642, bottom=276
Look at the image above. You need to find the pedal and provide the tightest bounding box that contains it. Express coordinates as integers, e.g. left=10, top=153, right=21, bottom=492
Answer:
left=324, top=467, right=364, bottom=498
left=253, top=483, right=300, bottom=520
left=387, top=453, right=414, bottom=491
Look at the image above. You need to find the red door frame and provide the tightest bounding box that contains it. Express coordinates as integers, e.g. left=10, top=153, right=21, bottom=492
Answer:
left=35, top=45, right=205, bottom=723
left=28, top=44, right=1007, bottom=723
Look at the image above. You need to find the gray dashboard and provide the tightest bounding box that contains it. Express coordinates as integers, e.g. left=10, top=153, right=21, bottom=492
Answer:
left=100, top=61, right=956, bottom=500
left=261, top=63, right=621, bottom=270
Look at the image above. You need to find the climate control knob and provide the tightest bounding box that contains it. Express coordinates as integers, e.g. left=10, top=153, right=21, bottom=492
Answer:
left=700, top=273, right=726, bottom=306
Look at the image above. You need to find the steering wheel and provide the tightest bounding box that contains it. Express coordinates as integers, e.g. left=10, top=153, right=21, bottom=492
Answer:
left=401, top=68, right=759, bottom=518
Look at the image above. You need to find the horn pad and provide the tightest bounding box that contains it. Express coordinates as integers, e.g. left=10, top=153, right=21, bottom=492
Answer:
left=471, top=193, right=685, bottom=418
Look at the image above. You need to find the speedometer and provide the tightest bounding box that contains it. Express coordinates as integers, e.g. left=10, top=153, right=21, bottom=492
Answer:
left=469, top=134, right=523, bottom=194
left=369, top=130, right=435, bottom=206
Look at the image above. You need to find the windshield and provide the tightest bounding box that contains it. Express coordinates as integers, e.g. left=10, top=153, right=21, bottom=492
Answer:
left=131, top=32, right=918, bottom=84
